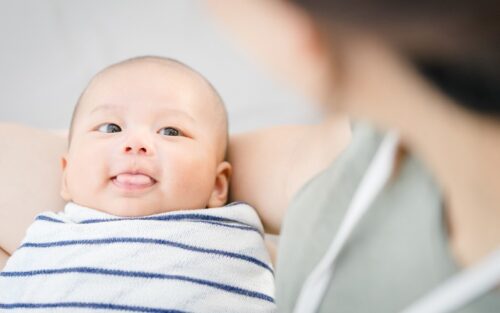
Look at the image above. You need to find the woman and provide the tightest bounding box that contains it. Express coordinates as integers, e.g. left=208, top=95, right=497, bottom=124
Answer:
left=210, top=0, right=500, bottom=312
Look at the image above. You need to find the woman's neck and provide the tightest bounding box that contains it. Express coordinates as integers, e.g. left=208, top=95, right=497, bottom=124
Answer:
left=399, top=84, right=500, bottom=268
left=332, top=37, right=500, bottom=267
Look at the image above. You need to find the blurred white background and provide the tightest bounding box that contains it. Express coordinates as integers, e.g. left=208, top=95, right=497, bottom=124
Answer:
left=0, top=0, right=318, bottom=133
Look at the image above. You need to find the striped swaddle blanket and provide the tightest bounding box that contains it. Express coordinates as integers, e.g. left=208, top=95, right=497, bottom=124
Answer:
left=0, top=202, right=275, bottom=313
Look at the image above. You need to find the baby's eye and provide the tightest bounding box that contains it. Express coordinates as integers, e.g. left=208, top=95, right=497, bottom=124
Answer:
left=97, top=123, right=121, bottom=133
left=159, top=127, right=181, bottom=137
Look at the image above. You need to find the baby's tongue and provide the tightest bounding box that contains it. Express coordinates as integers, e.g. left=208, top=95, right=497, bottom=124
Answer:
left=115, top=173, right=153, bottom=185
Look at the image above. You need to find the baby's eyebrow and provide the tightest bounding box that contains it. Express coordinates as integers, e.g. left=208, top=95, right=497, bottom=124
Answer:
left=89, top=103, right=196, bottom=124
left=157, top=109, right=196, bottom=124
left=90, top=104, right=124, bottom=115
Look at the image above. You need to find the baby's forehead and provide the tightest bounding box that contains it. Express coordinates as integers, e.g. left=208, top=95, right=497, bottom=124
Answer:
left=69, top=57, right=228, bottom=157
left=93, top=58, right=210, bottom=93
left=79, top=58, right=221, bottom=113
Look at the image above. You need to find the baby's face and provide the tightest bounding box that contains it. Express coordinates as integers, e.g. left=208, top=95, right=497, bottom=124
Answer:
left=60, top=60, right=231, bottom=216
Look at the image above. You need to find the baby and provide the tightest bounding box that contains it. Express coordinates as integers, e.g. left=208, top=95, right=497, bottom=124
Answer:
left=0, top=57, right=275, bottom=312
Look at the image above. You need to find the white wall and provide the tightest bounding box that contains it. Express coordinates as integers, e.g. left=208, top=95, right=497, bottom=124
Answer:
left=0, top=0, right=318, bottom=133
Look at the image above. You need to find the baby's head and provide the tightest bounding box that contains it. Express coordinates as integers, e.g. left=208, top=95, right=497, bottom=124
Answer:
left=60, top=56, right=231, bottom=216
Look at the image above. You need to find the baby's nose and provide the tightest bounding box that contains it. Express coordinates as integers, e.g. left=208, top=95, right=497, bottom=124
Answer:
left=123, top=136, right=154, bottom=155
left=124, top=145, right=148, bottom=154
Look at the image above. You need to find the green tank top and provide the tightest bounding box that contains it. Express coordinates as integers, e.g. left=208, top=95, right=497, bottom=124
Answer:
left=275, top=124, right=500, bottom=312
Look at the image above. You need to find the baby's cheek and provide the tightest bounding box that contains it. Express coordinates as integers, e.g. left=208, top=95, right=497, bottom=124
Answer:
left=166, top=159, right=215, bottom=202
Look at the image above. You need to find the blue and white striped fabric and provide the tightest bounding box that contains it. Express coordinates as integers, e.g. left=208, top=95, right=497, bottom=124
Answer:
left=0, top=202, right=275, bottom=313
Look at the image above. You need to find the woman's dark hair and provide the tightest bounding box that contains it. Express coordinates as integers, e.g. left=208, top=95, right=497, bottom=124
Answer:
left=294, top=0, right=500, bottom=116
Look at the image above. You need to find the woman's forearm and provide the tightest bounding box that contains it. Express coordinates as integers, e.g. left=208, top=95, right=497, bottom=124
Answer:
left=229, top=115, right=350, bottom=234
left=0, top=123, right=67, bottom=253
left=0, top=246, right=9, bottom=270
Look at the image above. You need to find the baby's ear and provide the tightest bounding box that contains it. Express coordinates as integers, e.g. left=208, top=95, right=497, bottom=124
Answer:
left=59, top=154, right=72, bottom=201
left=207, top=161, right=232, bottom=208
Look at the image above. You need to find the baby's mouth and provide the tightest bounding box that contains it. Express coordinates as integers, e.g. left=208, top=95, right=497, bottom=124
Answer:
left=111, top=173, right=157, bottom=190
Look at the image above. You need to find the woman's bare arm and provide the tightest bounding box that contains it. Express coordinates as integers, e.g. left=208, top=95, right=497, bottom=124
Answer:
left=206, top=1, right=351, bottom=233
left=229, top=114, right=351, bottom=234
left=0, top=123, right=66, bottom=255
left=0, top=117, right=350, bottom=257
left=0, top=247, right=9, bottom=270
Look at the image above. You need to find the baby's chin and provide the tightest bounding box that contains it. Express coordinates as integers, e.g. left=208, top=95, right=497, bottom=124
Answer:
left=96, top=202, right=173, bottom=217
left=87, top=198, right=207, bottom=217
